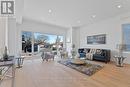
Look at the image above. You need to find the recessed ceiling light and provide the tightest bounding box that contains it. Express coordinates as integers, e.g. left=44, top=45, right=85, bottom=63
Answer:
left=91, top=15, right=96, bottom=18
left=77, top=20, right=81, bottom=23
left=48, top=9, right=52, bottom=13
left=117, top=5, right=122, bottom=8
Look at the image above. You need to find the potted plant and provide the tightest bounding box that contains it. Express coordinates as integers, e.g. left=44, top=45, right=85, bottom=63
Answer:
left=3, top=46, right=9, bottom=61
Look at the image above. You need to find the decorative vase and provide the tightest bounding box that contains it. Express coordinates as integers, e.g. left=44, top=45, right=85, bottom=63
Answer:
left=3, top=46, right=9, bottom=61
left=71, top=44, right=76, bottom=59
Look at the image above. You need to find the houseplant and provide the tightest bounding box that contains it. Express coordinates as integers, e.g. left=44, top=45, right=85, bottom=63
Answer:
left=3, top=46, right=9, bottom=61
left=71, top=44, right=76, bottom=58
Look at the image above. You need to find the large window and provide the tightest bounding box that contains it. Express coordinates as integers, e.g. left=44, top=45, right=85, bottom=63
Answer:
left=122, top=24, right=130, bottom=51
left=22, top=31, right=64, bottom=54
left=22, top=31, right=32, bottom=53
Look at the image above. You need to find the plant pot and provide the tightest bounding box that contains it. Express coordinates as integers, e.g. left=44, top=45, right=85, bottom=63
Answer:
left=0, top=69, right=2, bottom=75
left=3, top=55, right=8, bottom=61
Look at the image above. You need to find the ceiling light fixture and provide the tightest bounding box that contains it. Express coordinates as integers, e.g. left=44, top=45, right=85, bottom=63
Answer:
left=91, top=15, right=96, bottom=18
left=48, top=9, right=52, bottom=13
left=77, top=20, right=81, bottom=23
left=117, top=5, right=122, bottom=8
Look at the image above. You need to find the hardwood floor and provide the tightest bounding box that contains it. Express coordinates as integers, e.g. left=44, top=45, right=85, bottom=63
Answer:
left=1, top=58, right=130, bottom=87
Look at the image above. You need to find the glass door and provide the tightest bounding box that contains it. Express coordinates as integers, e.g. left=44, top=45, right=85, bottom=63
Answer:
left=22, top=31, right=64, bottom=56
left=22, top=31, right=32, bottom=54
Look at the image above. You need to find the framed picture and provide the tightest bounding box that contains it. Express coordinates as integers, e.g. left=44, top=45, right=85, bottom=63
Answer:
left=87, top=34, right=106, bottom=44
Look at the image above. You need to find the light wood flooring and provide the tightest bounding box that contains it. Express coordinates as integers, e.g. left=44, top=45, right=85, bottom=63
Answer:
left=1, top=57, right=130, bottom=87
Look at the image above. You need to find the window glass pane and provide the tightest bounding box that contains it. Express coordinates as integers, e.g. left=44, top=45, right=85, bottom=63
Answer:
left=46, top=34, right=57, bottom=44
left=33, top=33, right=64, bottom=52
left=122, top=24, right=130, bottom=51
left=58, top=36, right=64, bottom=42
left=57, top=36, right=64, bottom=49
left=22, top=32, right=64, bottom=54
left=22, top=31, right=32, bottom=53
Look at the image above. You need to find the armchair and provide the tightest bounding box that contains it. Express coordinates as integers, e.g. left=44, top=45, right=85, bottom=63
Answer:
left=41, top=48, right=55, bottom=61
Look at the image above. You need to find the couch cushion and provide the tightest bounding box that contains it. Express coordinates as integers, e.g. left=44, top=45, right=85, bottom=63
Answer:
left=93, top=55, right=106, bottom=61
left=96, top=49, right=102, bottom=55
left=93, top=55, right=104, bottom=58
left=85, top=48, right=90, bottom=53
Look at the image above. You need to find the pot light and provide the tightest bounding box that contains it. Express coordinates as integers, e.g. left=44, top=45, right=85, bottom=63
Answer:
left=48, top=9, right=52, bottom=13
left=91, top=15, right=96, bottom=18
left=77, top=20, right=81, bottom=23
left=117, top=5, right=122, bottom=8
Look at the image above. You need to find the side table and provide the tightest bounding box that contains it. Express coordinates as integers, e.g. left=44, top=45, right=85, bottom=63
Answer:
left=0, top=59, right=15, bottom=87
left=16, top=56, right=25, bottom=68
left=114, top=56, right=126, bottom=67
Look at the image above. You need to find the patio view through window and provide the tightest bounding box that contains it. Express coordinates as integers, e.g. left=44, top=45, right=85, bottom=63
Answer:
left=22, top=31, right=64, bottom=54
left=22, top=31, right=32, bottom=53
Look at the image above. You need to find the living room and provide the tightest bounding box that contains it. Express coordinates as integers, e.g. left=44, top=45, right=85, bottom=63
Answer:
left=0, top=0, right=130, bottom=87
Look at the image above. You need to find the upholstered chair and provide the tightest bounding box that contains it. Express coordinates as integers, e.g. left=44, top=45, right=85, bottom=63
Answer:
left=86, top=49, right=96, bottom=60
left=41, top=48, right=55, bottom=61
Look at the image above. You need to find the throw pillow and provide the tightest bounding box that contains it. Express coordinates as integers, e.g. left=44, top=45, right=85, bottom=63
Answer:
left=96, top=49, right=102, bottom=55
left=85, top=49, right=89, bottom=53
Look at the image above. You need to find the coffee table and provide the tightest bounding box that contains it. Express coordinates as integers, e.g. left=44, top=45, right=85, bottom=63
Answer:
left=0, top=59, right=15, bottom=87
left=71, top=58, right=86, bottom=65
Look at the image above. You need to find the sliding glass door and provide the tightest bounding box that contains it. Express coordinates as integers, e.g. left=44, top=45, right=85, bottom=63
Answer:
left=22, top=31, right=64, bottom=55
left=22, top=31, right=32, bottom=53
left=34, top=33, right=64, bottom=52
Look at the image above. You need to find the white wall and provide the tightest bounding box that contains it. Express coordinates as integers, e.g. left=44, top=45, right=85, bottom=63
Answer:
left=66, top=28, right=72, bottom=57
left=8, top=18, right=17, bottom=56
left=0, top=17, right=17, bottom=56
left=16, top=18, right=68, bottom=54
left=72, top=27, right=80, bottom=53
left=79, top=12, right=130, bottom=64
left=66, top=27, right=81, bottom=57
left=0, top=17, right=7, bottom=55
left=16, top=0, right=24, bottom=24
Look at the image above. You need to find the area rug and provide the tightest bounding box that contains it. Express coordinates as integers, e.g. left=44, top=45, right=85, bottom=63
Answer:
left=58, top=59, right=103, bottom=76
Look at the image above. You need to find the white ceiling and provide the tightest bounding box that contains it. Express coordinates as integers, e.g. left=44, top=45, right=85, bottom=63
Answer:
left=23, top=0, right=130, bottom=28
